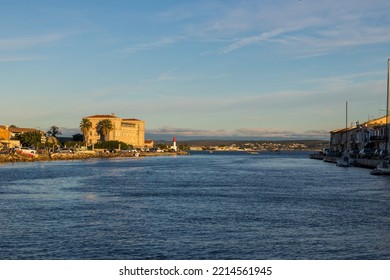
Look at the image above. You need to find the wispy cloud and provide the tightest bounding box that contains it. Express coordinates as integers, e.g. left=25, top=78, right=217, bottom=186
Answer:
left=156, top=68, right=230, bottom=82
left=219, top=28, right=289, bottom=54
left=147, top=126, right=329, bottom=139
left=280, top=26, right=390, bottom=59
left=157, top=68, right=178, bottom=81
left=148, top=127, right=227, bottom=137
left=0, top=55, right=48, bottom=62
left=163, top=1, right=390, bottom=56
left=122, top=36, right=181, bottom=53
left=220, top=21, right=390, bottom=56
left=235, top=128, right=330, bottom=139
left=0, top=34, right=66, bottom=50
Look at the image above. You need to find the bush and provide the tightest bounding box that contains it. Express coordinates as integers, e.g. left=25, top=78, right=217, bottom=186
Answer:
left=16, top=131, right=42, bottom=147
left=94, top=141, right=131, bottom=150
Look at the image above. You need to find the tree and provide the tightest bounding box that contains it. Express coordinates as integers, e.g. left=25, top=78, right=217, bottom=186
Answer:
left=72, top=133, right=83, bottom=142
left=96, top=119, right=113, bottom=142
left=79, top=118, right=92, bottom=144
left=17, top=131, right=42, bottom=147
left=47, top=126, right=61, bottom=137
left=94, top=141, right=130, bottom=150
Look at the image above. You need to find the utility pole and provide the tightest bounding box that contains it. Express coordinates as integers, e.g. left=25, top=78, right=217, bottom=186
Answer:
left=386, top=59, right=389, bottom=152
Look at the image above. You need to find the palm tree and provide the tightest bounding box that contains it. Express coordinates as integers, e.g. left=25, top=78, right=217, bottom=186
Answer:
left=47, top=126, right=61, bottom=137
left=96, top=119, right=113, bottom=142
left=79, top=118, right=92, bottom=146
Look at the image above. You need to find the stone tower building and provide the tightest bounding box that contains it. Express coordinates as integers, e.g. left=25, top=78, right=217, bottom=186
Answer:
left=83, top=114, right=145, bottom=148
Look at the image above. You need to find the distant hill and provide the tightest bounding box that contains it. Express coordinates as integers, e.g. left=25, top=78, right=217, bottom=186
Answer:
left=155, top=139, right=328, bottom=150
left=146, top=133, right=328, bottom=142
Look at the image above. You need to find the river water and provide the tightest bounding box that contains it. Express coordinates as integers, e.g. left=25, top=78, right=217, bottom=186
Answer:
left=0, top=151, right=389, bottom=260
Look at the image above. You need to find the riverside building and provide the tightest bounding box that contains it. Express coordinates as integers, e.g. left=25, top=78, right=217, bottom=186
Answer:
left=330, top=115, right=389, bottom=154
left=83, top=114, right=145, bottom=148
left=0, top=125, right=44, bottom=148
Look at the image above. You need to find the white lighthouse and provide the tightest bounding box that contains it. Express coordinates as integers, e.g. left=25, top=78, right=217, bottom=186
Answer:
left=172, top=136, right=177, bottom=151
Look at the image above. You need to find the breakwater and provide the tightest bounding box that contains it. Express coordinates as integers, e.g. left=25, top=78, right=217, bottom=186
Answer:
left=0, top=151, right=188, bottom=163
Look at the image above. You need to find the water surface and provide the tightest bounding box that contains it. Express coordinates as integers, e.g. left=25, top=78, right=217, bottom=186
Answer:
left=1, top=151, right=389, bottom=259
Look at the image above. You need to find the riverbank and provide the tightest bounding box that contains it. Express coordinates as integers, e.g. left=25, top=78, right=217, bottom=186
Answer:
left=0, top=150, right=189, bottom=163
left=310, top=153, right=382, bottom=169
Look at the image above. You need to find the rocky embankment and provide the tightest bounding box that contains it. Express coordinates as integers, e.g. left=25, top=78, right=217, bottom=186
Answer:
left=0, top=153, right=40, bottom=163
left=0, top=151, right=188, bottom=163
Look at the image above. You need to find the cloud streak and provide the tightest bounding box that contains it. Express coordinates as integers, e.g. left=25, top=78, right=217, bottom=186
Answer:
left=147, top=126, right=329, bottom=140
left=219, top=28, right=288, bottom=54
left=116, top=1, right=390, bottom=57
left=0, top=55, right=47, bottom=62
left=122, top=36, right=180, bottom=53
left=0, top=34, right=66, bottom=50
left=179, top=1, right=390, bottom=56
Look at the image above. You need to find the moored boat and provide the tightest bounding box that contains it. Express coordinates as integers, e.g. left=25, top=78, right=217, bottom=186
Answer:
left=370, top=157, right=390, bottom=175
left=336, top=154, right=350, bottom=167
left=309, top=152, right=324, bottom=160
left=323, top=150, right=340, bottom=163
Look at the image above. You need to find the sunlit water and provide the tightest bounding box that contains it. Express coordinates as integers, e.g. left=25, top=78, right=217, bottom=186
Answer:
left=1, top=151, right=389, bottom=259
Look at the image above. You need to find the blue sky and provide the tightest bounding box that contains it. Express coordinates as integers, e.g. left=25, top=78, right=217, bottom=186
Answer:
left=1, top=0, right=390, bottom=139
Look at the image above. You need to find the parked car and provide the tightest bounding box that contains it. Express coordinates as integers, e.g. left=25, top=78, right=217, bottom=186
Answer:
left=58, top=148, right=73, bottom=153
left=16, top=147, right=38, bottom=158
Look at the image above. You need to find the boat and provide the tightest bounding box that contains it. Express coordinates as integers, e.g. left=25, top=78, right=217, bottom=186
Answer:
left=309, top=151, right=324, bottom=160
left=336, top=153, right=351, bottom=167
left=323, top=150, right=339, bottom=163
left=370, top=158, right=390, bottom=175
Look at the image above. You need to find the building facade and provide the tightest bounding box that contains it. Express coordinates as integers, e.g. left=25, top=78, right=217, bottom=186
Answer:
left=7, top=126, right=43, bottom=140
left=83, top=114, right=145, bottom=148
left=330, top=115, right=389, bottom=154
left=0, top=125, right=10, bottom=141
left=0, top=125, right=44, bottom=148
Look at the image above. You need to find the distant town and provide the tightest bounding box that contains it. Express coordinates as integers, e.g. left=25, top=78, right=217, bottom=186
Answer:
left=157, top=139, right=328, bottom=152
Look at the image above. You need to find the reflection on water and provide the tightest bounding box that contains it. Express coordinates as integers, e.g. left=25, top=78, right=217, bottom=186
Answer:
left=0, top=152, right=390, bottom=259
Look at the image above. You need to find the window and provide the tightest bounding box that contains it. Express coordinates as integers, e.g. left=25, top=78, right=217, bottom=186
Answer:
left=121, top=122, right=136, bottom=128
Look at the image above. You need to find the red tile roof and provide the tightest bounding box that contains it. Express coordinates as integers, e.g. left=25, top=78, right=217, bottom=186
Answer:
left=122, top=118, right=141, bottom=121
left=8, top=127, right=40, bottom=133
left=85, top=115, right=118, bottom=119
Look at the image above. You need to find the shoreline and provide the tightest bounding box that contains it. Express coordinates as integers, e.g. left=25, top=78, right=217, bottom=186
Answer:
left=0, top=149, right=317, bottom=164
left=0, top=151, right=189, bottom=164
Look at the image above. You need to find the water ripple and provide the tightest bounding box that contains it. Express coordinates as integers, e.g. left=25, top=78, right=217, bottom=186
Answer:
left=1, top=152, right=390, bottom=259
